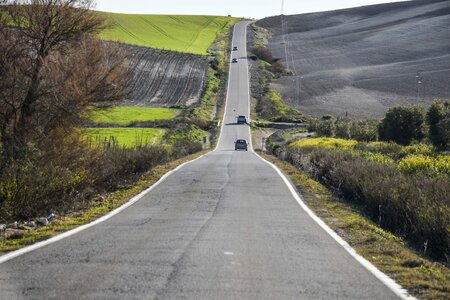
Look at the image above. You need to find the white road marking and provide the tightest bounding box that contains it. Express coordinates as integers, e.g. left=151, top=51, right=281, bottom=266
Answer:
left=254, top=153, right=416, bottom=300
left=0, top=153, right=210, bottom=265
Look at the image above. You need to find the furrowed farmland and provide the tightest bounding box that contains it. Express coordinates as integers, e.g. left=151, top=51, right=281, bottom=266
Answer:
left=254, top=0, right=450, bottom=118
left=120, top=45, right=209, bottom=107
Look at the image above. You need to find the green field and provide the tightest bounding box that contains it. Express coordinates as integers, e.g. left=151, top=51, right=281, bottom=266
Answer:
left=85, top=128, right=166, bottom=148
left=89, top=106, right=180, bottom=125
left=98, top=13, right=238, bottom=55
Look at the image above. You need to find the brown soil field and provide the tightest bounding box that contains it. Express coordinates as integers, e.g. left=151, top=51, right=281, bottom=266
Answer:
left=116, top=44, right=209, bottom=107
left=255, top=0, right=450, bottom=118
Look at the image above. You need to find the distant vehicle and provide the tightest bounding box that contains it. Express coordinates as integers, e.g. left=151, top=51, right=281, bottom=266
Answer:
left=232, top=58, right=238, bottom=63
left=233, top=46, right=238, bottom=51
left=237, top=115, right=247, bottom=124
left=235, top=139, right=248, bottom=151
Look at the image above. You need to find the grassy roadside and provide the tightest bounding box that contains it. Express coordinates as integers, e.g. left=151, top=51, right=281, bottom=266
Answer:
left=259, top=151, right=449, bottom=300
left=0, top=150, right=208, bottom=255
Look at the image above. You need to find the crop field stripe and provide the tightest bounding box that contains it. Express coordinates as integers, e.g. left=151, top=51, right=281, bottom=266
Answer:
left=115, top=21, right=149, bottom=45
left=187, top=16, right=216, bottom=53
left=139, top=16, right=174, bottom=40
left=179, top=57, right=198, bottom=101
left=170, top=55, right=192, bottom=100
left=169, top=16, right=185, bottom=24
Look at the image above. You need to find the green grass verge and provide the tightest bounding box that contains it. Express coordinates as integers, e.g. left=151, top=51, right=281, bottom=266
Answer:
left=89, top=106, right=180, bottom=125
left=187, top=18, right=232, bottom=125
left=0, top=151, right=208, bottom=255
left=84, top=128, right=166, bottom=148
left=98, top=13, right=239, bottom=55
left=259, top=152, right=449, bottom=300
left=167, top=124, right=208, bottom=145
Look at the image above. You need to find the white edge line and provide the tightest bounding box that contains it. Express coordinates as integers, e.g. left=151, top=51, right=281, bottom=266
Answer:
left=243, top=22, right=254, bottom=152
left=0, top=152, right=209, bottom=265
left=241, top=22, right=416, bottom=300
left=254, top=152, right=417, bottom=300
left=214, top=24, right=236, bottom=152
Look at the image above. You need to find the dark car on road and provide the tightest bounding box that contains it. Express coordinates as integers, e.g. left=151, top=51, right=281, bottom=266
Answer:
left=232, top=58, right=238, bottom=63
left=233, top=46, right=238, bottom=51
left=235, top=139, right=248, bottom=151
left=237, top=115, right=247, bottom=124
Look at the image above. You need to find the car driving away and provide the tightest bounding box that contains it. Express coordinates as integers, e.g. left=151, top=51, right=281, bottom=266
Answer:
left=237, top=115, right=247, bottom=124
left=233, top=46, right=238, bottom=51
left=232, top=58, right=237, bottom=63
left=234, top=139, right=248, bottom=151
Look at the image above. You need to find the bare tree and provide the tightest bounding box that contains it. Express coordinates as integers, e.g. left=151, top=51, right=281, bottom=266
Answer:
left=0, top=0, right=128, bottom=160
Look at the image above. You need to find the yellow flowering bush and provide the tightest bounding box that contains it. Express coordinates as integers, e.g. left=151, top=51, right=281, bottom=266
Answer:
left=290, top=137, right=357, bottom=149
left=398, top=154, right=450, bottom=176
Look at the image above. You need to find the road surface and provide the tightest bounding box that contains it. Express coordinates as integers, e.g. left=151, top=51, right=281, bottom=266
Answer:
left=0, top=22, right=401, bottom=299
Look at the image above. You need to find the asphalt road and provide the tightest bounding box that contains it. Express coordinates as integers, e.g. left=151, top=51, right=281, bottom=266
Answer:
left=0, top=22, right=400, bottom=299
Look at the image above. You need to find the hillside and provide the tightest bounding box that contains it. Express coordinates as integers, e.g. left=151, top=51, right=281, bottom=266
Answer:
left=255, top=0, right=450, bottom=118
left=99, top=13, right=237, bottom=55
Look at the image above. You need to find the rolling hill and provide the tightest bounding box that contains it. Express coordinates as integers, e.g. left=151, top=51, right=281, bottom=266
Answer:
left=255, top=0, right=450, bottom=118
left=99, top=13, right=238, bottom=55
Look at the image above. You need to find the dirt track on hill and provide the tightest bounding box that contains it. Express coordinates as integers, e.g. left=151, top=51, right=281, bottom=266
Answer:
left=255, top=0, right=450, bottom=118
left=115, top=44, right=209, bottom=107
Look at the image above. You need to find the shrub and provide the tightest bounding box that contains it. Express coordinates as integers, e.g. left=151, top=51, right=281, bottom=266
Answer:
left=280, top=145, right=449, bottom=261
left=335, top=118, right=351, bottom=139
left=316, top=120, right=336, bottom=137
left=349, top=120, right=378, bottom=142
left=426, top=99, right=450, bottom=150
left=95, top=146, right=170, bottom=190
left=0, top=133, right=100, bottom=220
left=437, top=117, right=450, bottom=151
left=378, top=105, right=425, bottom=145
left=310, top=118, right=378, bottom=142
left=398, top=154, right=450, bottom=177
left=0, top=136, right=174, bottom=222
left=290, top=137, right=357, bottom=149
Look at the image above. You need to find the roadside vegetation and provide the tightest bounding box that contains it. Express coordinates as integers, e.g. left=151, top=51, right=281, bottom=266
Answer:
left=266, top=101, right=450, bottom=262
left=260, top=152, right=449, bottom=300
left=248, top=24, right=304, bottom=123
left=99, top=13, right=238, bottom=55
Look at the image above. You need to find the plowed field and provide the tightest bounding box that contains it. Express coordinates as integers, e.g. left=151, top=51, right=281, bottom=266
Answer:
left=118, top=44, right=209, bottom=107
left=255, top=0, right=450, bottom=118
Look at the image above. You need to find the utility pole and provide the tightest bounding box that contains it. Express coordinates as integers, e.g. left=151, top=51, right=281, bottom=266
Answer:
left=416, top=71, right=422, bottom=101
